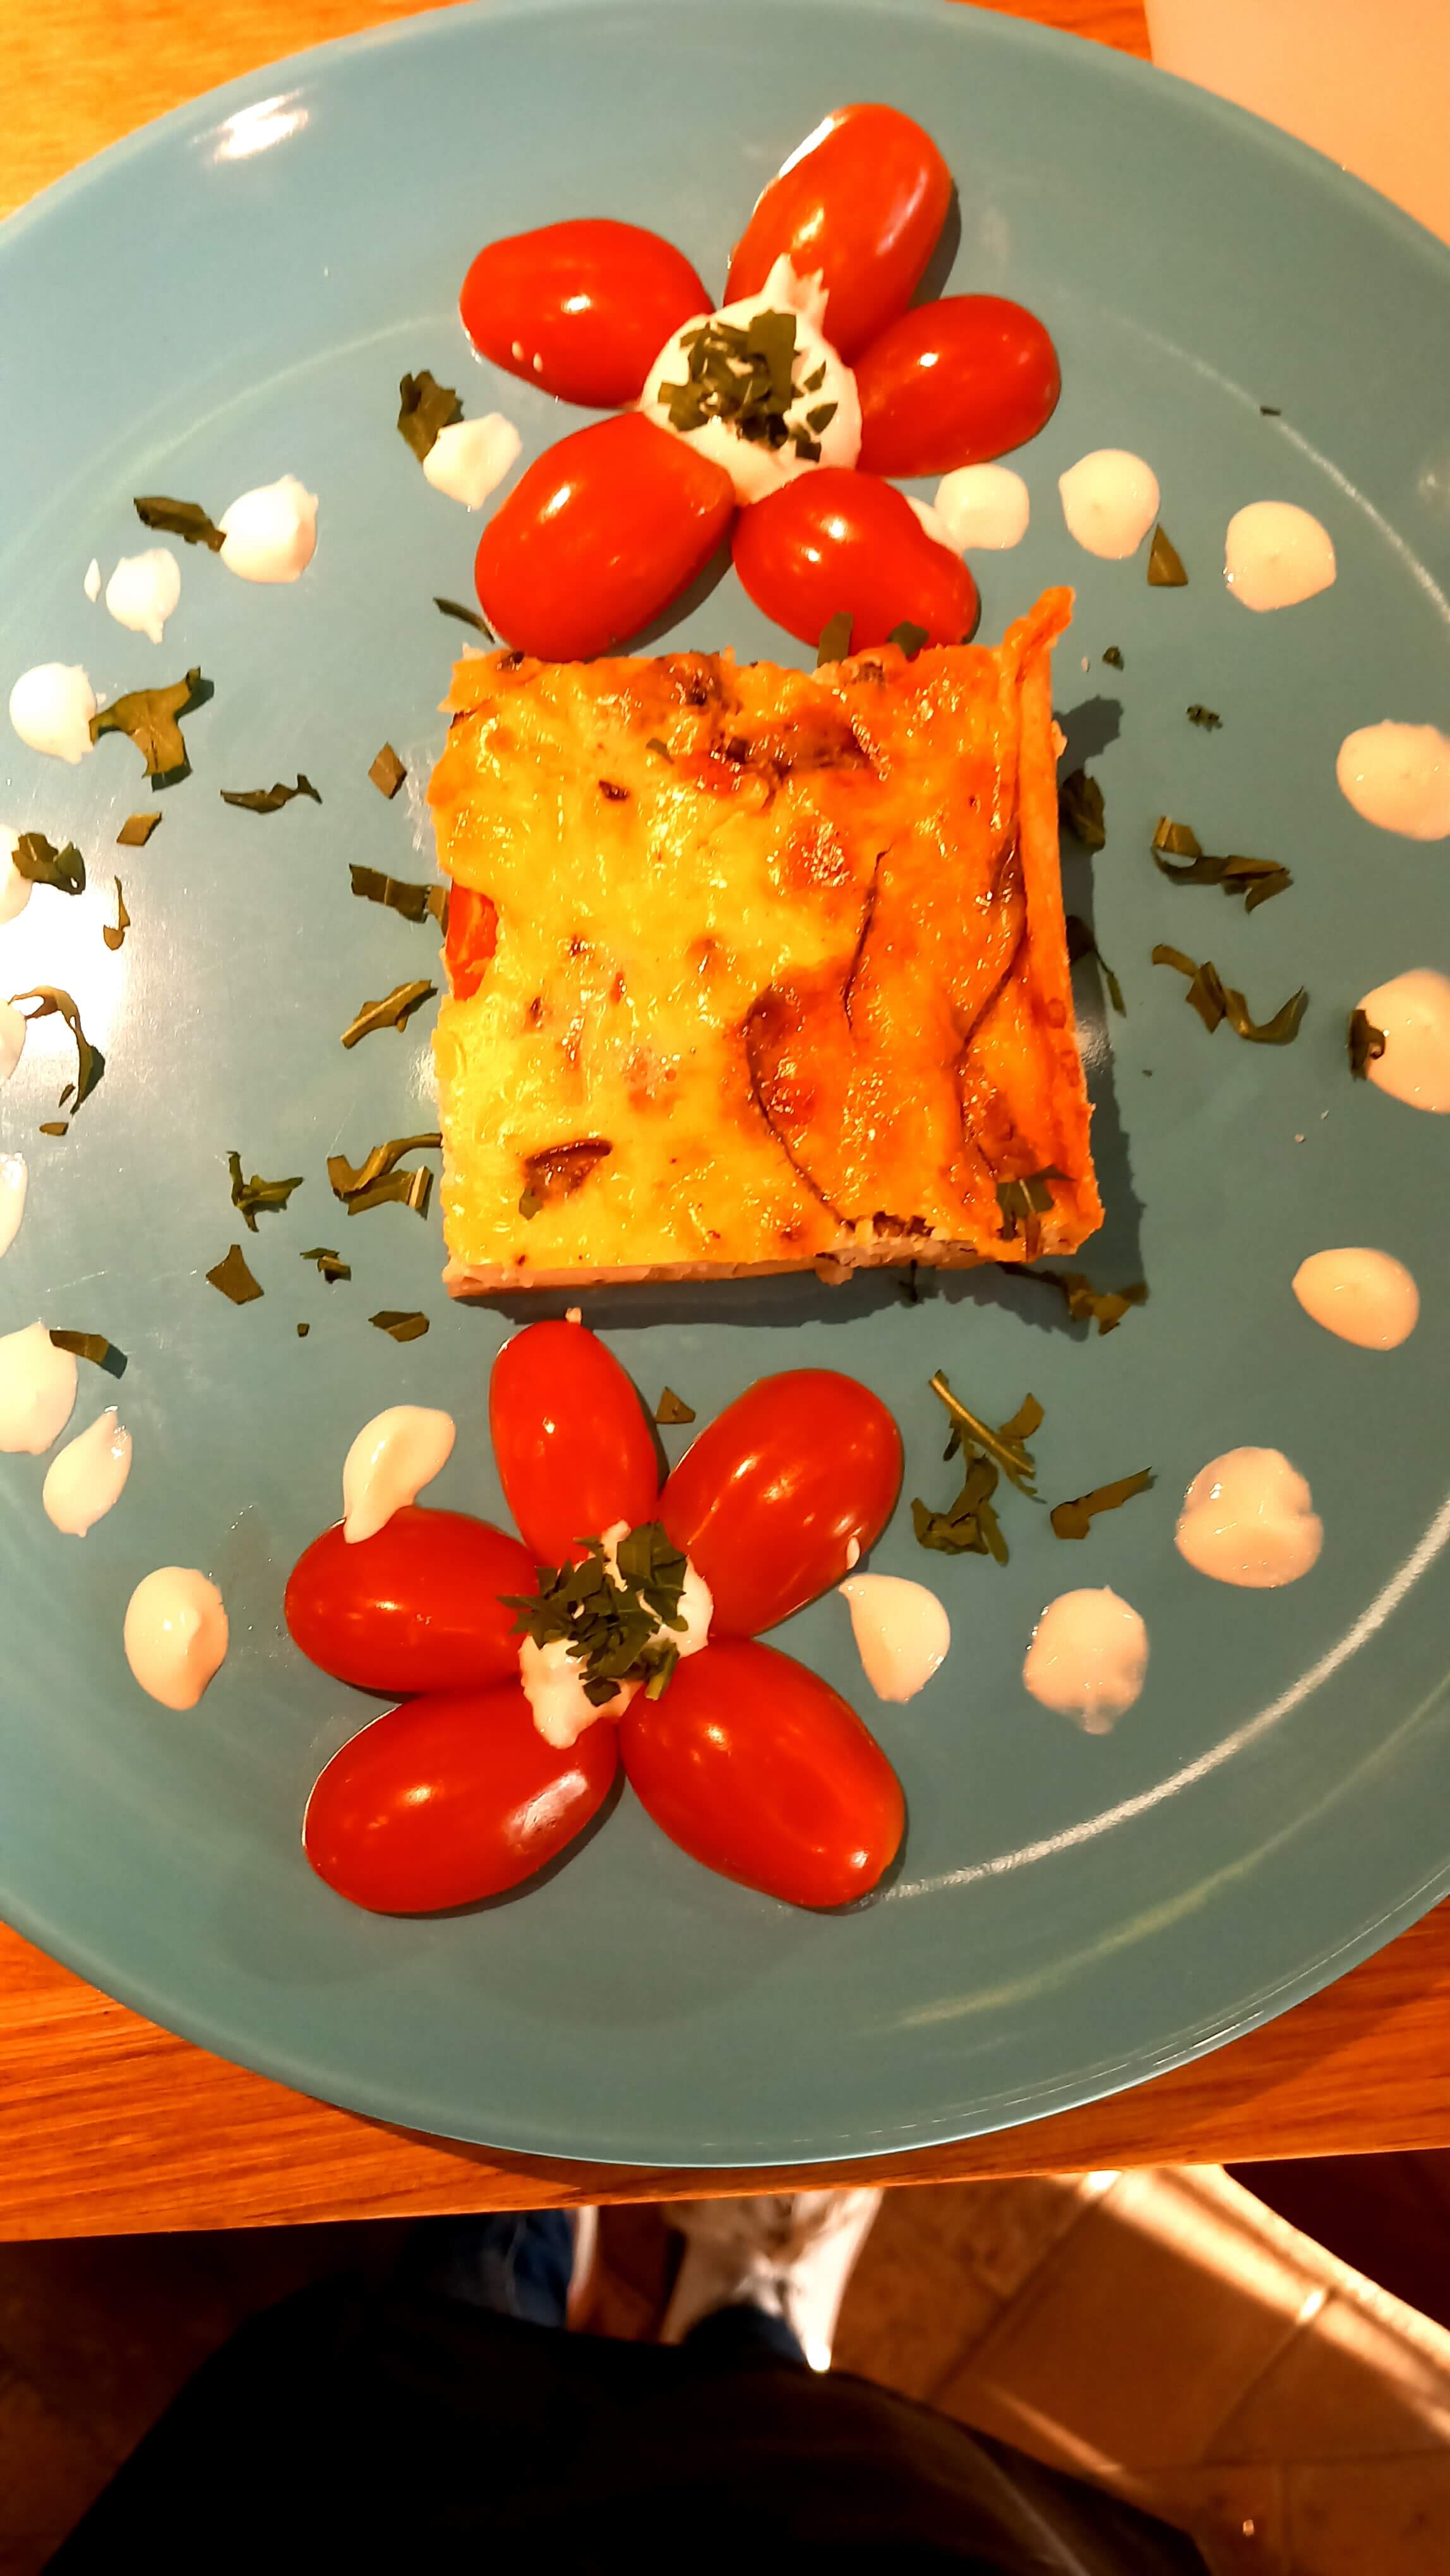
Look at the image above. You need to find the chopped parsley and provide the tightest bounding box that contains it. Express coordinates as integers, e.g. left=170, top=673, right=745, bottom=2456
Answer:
left=10, top=987, right=104, bottom=1111
left=116, top=813, right=161, bottom=847
left=911, top=1376, right=1043, bottom=1566
left=1152, top=944, right=1308, bottom=1042
left=1031, top=1270, right=1147, bottom=1336
left=657, top=309, right=828, bottom=459
left=220, top=775, right=321, bottom=813
left=91, top=668, right=208, bottom=784
left=397, top=370, right=462, bottom=462
left=434, top=596, right=493, bottom=636
left=1151, top=816, right=1291, bottom=912
left=505, top=1522, right=690, bottom=1705
left=339, top=979, right=436, bottom=1049
left=1186, top=704, right=1223, bottom=730
left=328, top=1133, right=440, bottom=1218
left=1050, top=1467, right=1155, bottom=1540
left=654, top=1386, right=697, bottom=1425
left=368, top=742, right=408, bottom=799
left=13, top=833, right=85, bottom=895
left=349, top=863, right=448, bottom=928
left=370, top=1309, right=430, bottom=1342
left=227, top=1152, right=303, bottom=1231
left=1147, top=525, right=1188, bottom=586
left=1058, top=769, right=1106, bottom=851
left=133, top=495, right=225, bottom=551
left=207, top=1243, right=263, bottom=1304
left=49, top=1329, right=127, bottom=1378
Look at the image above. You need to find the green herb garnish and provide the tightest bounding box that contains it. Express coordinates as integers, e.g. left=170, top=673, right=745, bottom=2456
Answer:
left=90, top=667, right=207, bottom=784
left=817, top=612, right=853, bottom=666
left=220, top=775, right=321, bottom=814
left=227, top=1151, right=303, bottom=1231
left=397, top=370, right=462, bottom=462
left=116, top=813, right=161, bottom=848
left=370, top=1309, right=430, bottom=1342
left=1261, top=404, right=1282, bottom=417
left=133, top=495, right=225, bottom=551
left=657, top=308, right=820, bottom=457
left=932, top=1373, right=1041, bottom=1493
left=644, top=737, right=674, bottom=763
left=1152, top=944, right=1307, bottom=1042
left=518, top=1188, right=542, bottom=1220
left=297, top=1323, right=310, bottom=1338
left=1348, top=1007, right=1386, bottom=1079
left=1101, top=645, right=1124, bottom=669
left=1151, top=815, right=1290, bottom=912
left=504, top=1521, right=689, bottom=1703
left=38, top=1122, right=68, bottom=1137
left=434, top=596, right=493, bottom=636
left=102, top=879, right=130, bottom=951
left=1058, top=769, right=1106, bottom=851
left=327, top=1133, right=440, bottom=1218
left=1187, top=704, right=1222, bottom=730
left=995, top=1169, right=1066, bottom=1256
left=10, top=987, right=104, bottom=1110
left=13, top=833, right=85, bottom=895
left=339, top=979, right=436, bottom=1049
left=368, top=743, right=407, bottom=799
left=1065, top=916, right=1125, bottom=1016
left=207, top=1243, right=263, bottom=1304
left=1031, top=1270, right=1147, bottom=1337
left=1050, top=1467, right=1155, bottom=1540
left=1147, top=525, right=1188, bottom=586
left=301, top=1246, right=351, bottom=1283
left=654, top=1386, right=697, bottom=1425
left=887, top=621, right=929, bottom=659
left=910, top=1378, right=1043, bottom=1565
left=348, top=863, right=448, bottom=928
left=49, top=1329, right=127, bottom=1378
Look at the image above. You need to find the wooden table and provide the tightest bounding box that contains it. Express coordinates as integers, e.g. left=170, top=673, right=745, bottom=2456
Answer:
left=5, top=0, right=1448, bottom=2239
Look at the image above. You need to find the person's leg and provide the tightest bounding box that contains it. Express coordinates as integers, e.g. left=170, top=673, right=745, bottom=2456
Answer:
left=662, top=2190, right=882, bottom=2371
left=393, top=2207, right=594, bottom=2326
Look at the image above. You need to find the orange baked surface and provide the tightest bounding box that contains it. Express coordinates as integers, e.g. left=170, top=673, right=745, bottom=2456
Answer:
left=428, top=589, right=1102, bottom=1291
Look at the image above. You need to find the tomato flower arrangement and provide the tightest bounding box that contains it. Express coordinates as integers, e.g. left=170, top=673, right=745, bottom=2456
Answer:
left=287, top=1318, right=906, bottom=1916
left=460, top=103, right=1060, bottom=659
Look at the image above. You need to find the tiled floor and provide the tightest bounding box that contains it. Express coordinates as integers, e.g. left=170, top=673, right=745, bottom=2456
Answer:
left=2, top=2173, right=1450, bottom=2570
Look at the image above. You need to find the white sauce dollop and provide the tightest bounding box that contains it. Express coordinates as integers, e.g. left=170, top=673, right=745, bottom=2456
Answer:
left=83, top=558, right=102, bottom=604
left=1357, top=969, right=1450, bottom=1111
left=219, top=475, right=318, bottom=583
left=839, top=1573, right=949, bottom=1702
left=1292, top=1248, right=1419, bottom=1350
left=640, top=256, right=860, bottom=506
left=1023, top=1587, right=1147, bottom=1732
left=0, top=1154, right=27, bottom=1258
left=1175, top=1447, right=1322, bottom=1589
left=43, top=1407, right=132, bottom=1535
left=0, top=1321, right=76, bottom=1453
left=520, top=1519, right=713, bottom=1747
left=9, top=663, right=96, bottom=763
left=0, top=1001, right=27, bottom=1082
left=1058, top=450, right=1159, bottom=559
left=342, top=1404, right=456, bottom=1544
left=104, top=547, right=181, bottom=645
left=933, top=463, right=1029, bottom=552
left=1224, top=501, right=1335, bottom=612
left=0, top=830, right=34, bottom=927
left=123, top=1568, right=229, bottom=1709
left=904, top=493, right=959, bottom=555
left=423, top=415, right=522, bottom=509
left=1336, top=724, right=1450, bottom=842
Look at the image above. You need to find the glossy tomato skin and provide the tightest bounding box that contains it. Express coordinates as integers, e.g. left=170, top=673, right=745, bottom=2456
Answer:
left=733, top=468, right=977, bottom=653
left=460, top=218, right=710, bottom=408
left=304, top=1680, right=619, bottom=1913
left=490, top=1318, right=659, bottom=1567
left=621, top=1638, right=904, bottom=1907
left=284, top=1507, right=533, bottom=1695
left=444, top=885, right=497, bottom=1001
left=474, top=412, right=735, bottom=662
left=726, top=104, right=952, bottom=362
left=856, top=295, right=1062, bottom=477
left=659, top=1369, right=902, bottom=1635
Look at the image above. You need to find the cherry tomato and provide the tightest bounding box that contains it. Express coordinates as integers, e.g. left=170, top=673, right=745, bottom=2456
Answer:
left=856, top=295, right=1061, bottom=478
left=445, top=885, right=497, bottom=1001
left=284, top=1506, right=533, bottom=1695
left=621, top=1637, right=903, bottom=1907
left=460, top=218, right=710, bottom=409
left=733, top=468, right=977, bottom=653
left=474, top=412, right=735, bottom=662
left=304, top=1680, right=619, bottom=1913
left=659, top=1369, right=901, bottom=1635
left=490, top=1317, right=659, bottom=1566
left=726, top=104, right=952, bottom=362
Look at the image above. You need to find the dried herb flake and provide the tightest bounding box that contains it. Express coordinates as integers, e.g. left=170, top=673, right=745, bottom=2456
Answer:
left=340, top=979, right=436, bottom=1049
left=90, top=667, right=207, bottom=784
left=13, top=832, right=85, bottom=895
left=370, top=1309, right=430, bottom=1342
left=1050, top=1467, right=1155, bottom=1541
left=10, top=987, right=104, bottom=1110
left=1187, top=704, right=1222, bottom=730
left=102, top=878, right=131, bottom=951
left=327, top=1133, right=440, bottom=1219
left=1152, top=944, right=1307, bottom=1043
left=1147, top=525, right=1188, bottom=587
left=301, top=1246, right=351, bottom=1284
left=368, top=743, right=407, bottom=799
left=1065, top=915, right=1125, bottom=1017
left=817, top=612, right=853, bottom=666
left=1348, top=1008, right=1386, bottom=1078
left=434, top=597, right=493, bottom=636
left=1032, top=1270, right=1147, bottom=1337
left=116, top=813, right=161, bottom=848
left=654, top=1386, right=697, bottom=1425
left=644, top=737, right=674, bottom=763
left=1058, top=769, right=1106, bottom=851
left=348, top=863, right=448, bottom=929
left=1101, top=645, right=1124, bottom=669
left=207, top=1243, right=263, bottom=1304
left=49, top=1329, right=127, bottom=1378
left=887, top=621, right=929, bottom=660
left=505, top=1521, right=688, bottom=1701
left=220, top=774, right=321, bottom=814
left=227, top=1151, right=303, bottom=1231
left=133, top=495, right=225, bottom=551
left=397, top=370, right=462, bottom=462
left=1151, top=815, right=1290, bottom=913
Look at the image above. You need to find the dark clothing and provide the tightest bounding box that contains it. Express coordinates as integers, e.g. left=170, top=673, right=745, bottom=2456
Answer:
left=49, top=2264, right=1206, bottom=2573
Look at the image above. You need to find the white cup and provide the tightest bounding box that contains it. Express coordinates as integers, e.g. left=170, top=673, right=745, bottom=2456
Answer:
left=1144, top=0, right=1450, bottom=246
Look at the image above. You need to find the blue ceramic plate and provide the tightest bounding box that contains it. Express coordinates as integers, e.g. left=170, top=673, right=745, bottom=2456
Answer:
left=0, top=0, right=1447, bottom=2164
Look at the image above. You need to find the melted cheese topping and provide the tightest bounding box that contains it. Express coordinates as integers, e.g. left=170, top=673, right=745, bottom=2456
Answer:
left=428, top=597, right=1100, bottom=1282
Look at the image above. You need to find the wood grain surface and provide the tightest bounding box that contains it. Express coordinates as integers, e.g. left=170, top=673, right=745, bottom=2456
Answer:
left=7, top=0, right=1446, bottom=2241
